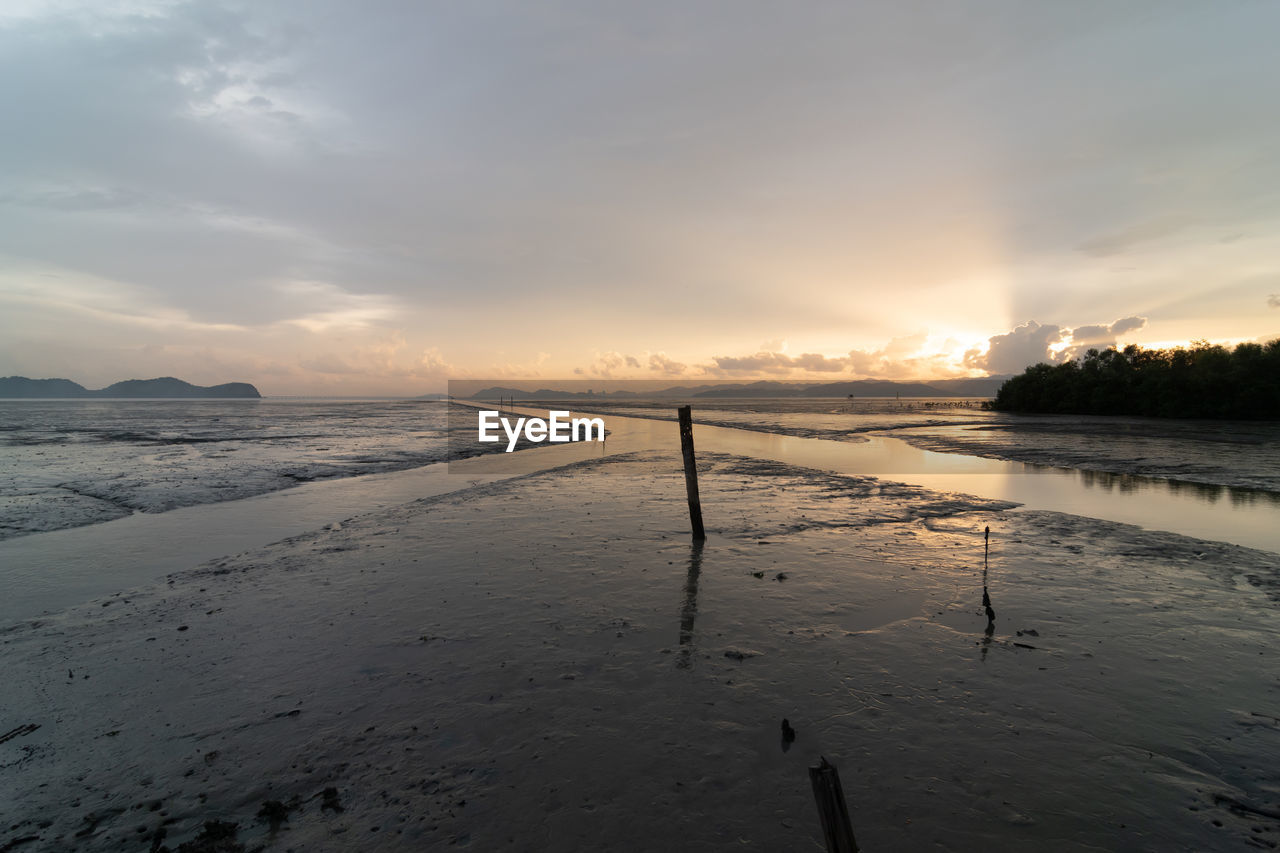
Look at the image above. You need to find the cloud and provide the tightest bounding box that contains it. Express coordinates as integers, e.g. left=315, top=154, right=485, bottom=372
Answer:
left=707, top=330, right=982, bottom=379
left=965, top=321, right=1066, bottom=374
left=296, top=332, right=453, bottom=381
left=1058, top=315, right=1147, bottom=360
left=577, top=351, right=632, bottom=378
left=1269, top=294, right=1280, bottom=308
left=0, top=266, right=250, bottom=334
left=648, top=352, right=686, bottom=375
left=966, top=316, right=1149, bottom=373
left=419, top=347, right=451, bottom=373
left=571, top=350, right=689, bottom=377
left=1109, top=316, right=1147, bottom=335
left=846, top=331, right=932, bottom=377
left=275, top=281, right=397, bottom=332
left=3, top=2, right=1276, bottom=393
left=709, top=351, right=849, bottom=375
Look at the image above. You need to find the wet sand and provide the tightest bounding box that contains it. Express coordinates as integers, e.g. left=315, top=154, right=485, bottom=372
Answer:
left=3, top=452, right=1278, bottom=851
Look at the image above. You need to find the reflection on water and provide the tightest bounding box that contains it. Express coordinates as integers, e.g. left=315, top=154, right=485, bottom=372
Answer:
left=457, top=403, right=1280, bottom=553
left=676, top=539, right=704, bottom=669
left=1070, top=467, right=1280, bottom=507
left=981, top=526, right=995, bottom=663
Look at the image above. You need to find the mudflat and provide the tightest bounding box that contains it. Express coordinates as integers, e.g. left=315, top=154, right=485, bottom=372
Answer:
left=3, top=452, right=1277, bottom=851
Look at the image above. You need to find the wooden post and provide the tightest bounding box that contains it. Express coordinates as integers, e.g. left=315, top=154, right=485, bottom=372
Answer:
left=809, top=757, right=859, bottom=853
left=676, top=406, right=705, bottom=539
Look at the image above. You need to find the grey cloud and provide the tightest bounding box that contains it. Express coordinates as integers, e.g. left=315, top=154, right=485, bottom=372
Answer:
left=967, top=316, right=1149, bottom=374
left=1269, top=294, right=1280, bottom=308
left=965, top=321, right=1066, bottom=374
left=1059, top=316, right=1147, bottom=360
left=3, top=0, right=1278, bottom=390
left=1109, top=316, right=1146, bottom=335
left=1068, top=324, right=1111, bottom=343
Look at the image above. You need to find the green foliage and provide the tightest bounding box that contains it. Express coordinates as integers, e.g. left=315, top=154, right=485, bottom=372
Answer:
left=992, top=340, right=1280, bottom=418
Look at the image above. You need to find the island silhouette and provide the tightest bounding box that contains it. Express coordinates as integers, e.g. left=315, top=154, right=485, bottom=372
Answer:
left=0, top=376, right=262, bottom=398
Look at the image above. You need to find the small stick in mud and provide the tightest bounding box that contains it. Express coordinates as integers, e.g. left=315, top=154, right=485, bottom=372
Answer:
left=677, top=406, right=706, bottom=539
left=809, top=756, right=859, bottom=853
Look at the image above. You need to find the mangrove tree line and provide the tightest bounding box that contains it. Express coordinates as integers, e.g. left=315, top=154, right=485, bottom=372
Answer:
left=992, top=340, right=1280, bottom=418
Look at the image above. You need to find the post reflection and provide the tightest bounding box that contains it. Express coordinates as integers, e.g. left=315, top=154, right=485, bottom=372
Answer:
left=981, top=525, right=995, bottom=662
left=677, top=538, right=705, bottom=669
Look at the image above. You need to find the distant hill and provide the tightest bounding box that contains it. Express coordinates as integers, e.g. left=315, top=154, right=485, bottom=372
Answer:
left=796, top=377, right=1011, bottom=397
left=0, top=376, right=262, bottom=398
left=468, top=386, right=639, bottom=400
left=694, top=381, right=804, bottom=398
left=455, top=377, right=1009, bottom=400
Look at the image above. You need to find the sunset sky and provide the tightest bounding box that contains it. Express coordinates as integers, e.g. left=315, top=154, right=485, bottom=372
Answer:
left=2, top=1, right=1278, bottom=395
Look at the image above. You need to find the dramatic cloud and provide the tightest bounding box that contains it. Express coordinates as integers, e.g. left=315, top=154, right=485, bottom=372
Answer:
left=2, top=2, right=1276, bottom=392
left=966, top=317, right=1148, bottom=373
left=1058, top=316, right=1148, bottom=361
left=965, top=321, right=1067, bottom=374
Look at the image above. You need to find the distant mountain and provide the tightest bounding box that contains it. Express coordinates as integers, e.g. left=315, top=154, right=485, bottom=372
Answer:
left=467, top=386, right=640, bottom=400
left=0, top=376, right=262, bottom=398
left=798, top=376, right=1011, bottom=398
left=456, top=377, right=1008, bottom=400
left=920, top=376, right=1012, bottom=396
left=0, top=377, right=90, bottom=398
left=793, top=380, right=946, bottom=398
left=694, top=381, right=806, bottom=398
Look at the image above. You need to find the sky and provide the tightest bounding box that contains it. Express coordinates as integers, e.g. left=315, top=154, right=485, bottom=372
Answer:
left=2, top=0, right=1279, bottom=395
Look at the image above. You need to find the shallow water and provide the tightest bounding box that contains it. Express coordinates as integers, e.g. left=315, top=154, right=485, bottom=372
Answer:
left=504, top=405, right=1280, bottom=554
left=0, top=441, right=612, bottom=623
left=1, top=401, right=1276, bottom=624
left=0, top=399, right=453, bottom=539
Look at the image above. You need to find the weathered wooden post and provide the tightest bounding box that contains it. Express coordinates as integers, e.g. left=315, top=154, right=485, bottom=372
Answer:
left=676, top=406, right=705, bottom=539
left=809, top=756, right=859, bottom=853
